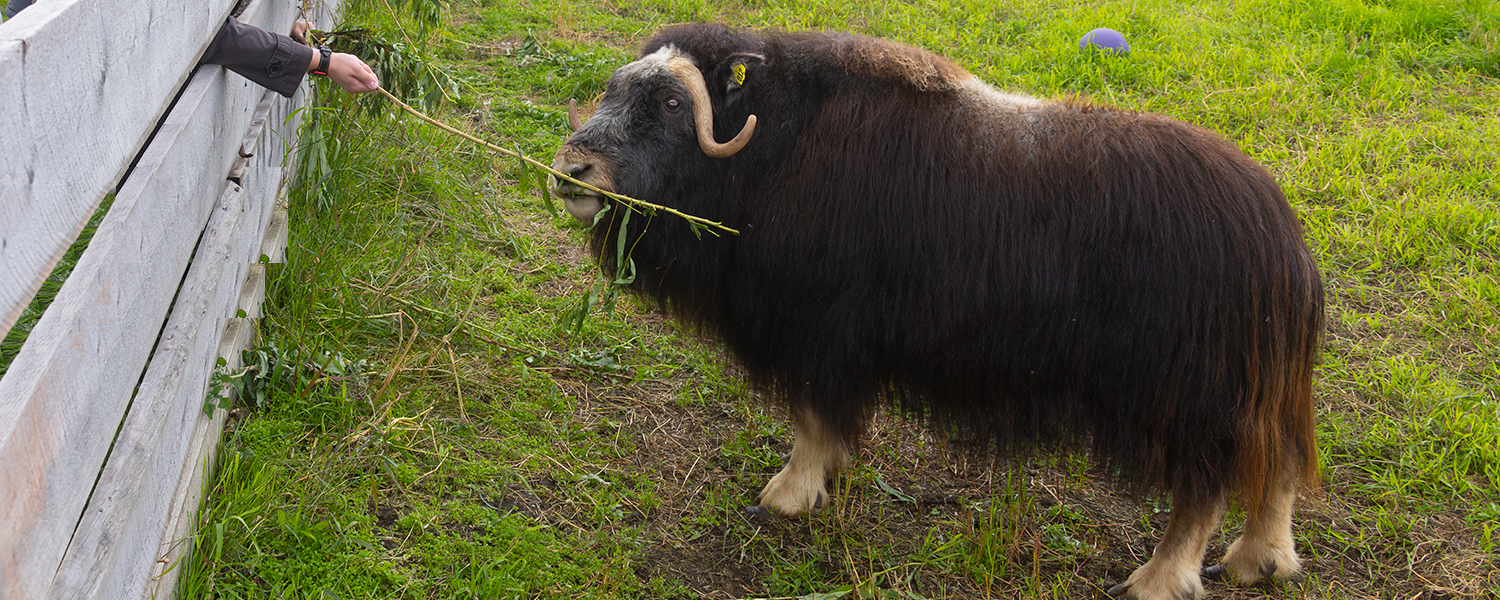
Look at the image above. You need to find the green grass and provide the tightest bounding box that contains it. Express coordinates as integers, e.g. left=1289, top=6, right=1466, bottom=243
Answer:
left=183, top=0, right=1500, bottom=597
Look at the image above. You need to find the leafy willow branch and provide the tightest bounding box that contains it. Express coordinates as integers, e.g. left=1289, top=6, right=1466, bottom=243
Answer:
left=373, top=87, right=741, bottom=237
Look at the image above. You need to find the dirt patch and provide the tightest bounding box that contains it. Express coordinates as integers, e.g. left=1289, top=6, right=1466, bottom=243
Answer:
left=523, top=359, right=1499, bottom=598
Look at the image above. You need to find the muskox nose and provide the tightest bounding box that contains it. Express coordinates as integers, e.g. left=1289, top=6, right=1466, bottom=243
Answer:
left=558, top=162, right=590, bottom=180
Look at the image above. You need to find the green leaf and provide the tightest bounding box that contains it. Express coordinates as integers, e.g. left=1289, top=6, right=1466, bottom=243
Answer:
left=613, top=208, right=632, bottom=281
left=559, top=284, right=601, bottom=336
left=599, top=283, right=619, bottom=315
left=213, top=521, right=225, bottom=561
left=537, top=167, right=559, bottom=219
left=516, top=158, right=534, bottom=194
left=875, top=474, right=916, bottom=503
left=612, top=257, right=636, bottom=286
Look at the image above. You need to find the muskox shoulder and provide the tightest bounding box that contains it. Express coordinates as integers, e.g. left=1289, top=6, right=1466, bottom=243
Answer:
left=778, top=32, right=972, bottom=93
left=779, top=33, right=1047, bottom=115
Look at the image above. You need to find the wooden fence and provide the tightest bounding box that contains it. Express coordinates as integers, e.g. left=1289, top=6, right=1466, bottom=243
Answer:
left=0, top=0, right=338, bottom=597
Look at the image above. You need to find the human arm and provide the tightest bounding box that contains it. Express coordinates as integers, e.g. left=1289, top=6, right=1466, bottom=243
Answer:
left=201, top=17, right=314, bottom=98
left=203, top=17, right=379, bottom=97
left=307, top=46, right=381, bottom=94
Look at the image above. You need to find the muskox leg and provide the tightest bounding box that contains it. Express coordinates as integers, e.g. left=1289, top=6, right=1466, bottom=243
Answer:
left=1109, top=491, right=1225, bottom=600
left=1210, top=467, right=1301, bottom=585
left=755, top=404, right=850, bottom=517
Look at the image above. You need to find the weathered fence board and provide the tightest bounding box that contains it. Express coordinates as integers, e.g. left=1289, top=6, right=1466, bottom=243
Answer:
left=146, top=317, right=253, bottom=600
left=0, top=53, right=265, bottom=600
left=262, top=209, right=292, bottom=263
left=1, top=0, right=333, bottom=595
left=0, top=0, right=229, bottom=341
left=149, top=165, right=294, bottom=599
left=49, top=181, right=252, bottom=600
left=47, top=1, right=316, bottom=594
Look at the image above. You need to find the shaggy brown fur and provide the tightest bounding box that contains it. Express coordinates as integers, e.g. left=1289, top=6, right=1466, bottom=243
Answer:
left=552, top=24, right=1323, bottom=598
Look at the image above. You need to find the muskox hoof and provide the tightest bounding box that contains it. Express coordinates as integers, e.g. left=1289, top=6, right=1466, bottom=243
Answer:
left=743, top=505, right=776, bottom=519
left=757, top=465, right=831, bottom=517
left=1199, top=562, right=1304, bottom=587
left=1199, top=562, right=1279, bottom=583
left=1105, top=582, right=1199, bottom=600
left=743, top=491, right=824, bottom=520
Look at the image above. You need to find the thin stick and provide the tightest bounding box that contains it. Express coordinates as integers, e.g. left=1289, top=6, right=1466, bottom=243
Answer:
left=350, top=278, right=542, bottom=356
left=372, top=311, right=421, bottom=416
left=374, top=86, right=740, bottom=235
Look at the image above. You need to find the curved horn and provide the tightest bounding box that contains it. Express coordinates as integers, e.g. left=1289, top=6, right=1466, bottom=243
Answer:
left=668, top=60, right=756, bottom=158
left=567, top=99, right=583, bottom=131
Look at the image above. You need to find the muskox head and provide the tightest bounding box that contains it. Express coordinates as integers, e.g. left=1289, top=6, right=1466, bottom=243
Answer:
left=550, top=32, right=761, bottom=224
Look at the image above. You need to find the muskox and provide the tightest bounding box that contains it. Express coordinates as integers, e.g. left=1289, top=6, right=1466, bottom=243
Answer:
left=550, top=24, right=1323, bottom=600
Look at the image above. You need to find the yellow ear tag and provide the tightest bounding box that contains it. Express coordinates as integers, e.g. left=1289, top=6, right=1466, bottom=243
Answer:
left=733, top=63, right=747, bottom=86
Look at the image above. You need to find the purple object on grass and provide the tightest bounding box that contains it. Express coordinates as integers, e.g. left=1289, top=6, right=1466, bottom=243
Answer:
left=1079, top=28, right=1129, bottom=55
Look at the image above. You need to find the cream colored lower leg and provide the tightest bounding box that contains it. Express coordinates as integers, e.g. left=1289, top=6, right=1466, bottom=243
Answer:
left=756, top=404, right=849, bottom=516
left=1222, top=472, right=1301, bottom=584
left=1110, top=493, right=1224, bottom=600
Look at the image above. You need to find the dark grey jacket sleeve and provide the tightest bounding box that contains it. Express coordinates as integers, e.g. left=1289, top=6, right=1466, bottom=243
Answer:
left=201, top=17, right=315, bottom=98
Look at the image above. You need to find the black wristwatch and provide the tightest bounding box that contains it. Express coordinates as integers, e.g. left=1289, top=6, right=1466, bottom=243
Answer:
left=312, top=45, right=331, bottom=76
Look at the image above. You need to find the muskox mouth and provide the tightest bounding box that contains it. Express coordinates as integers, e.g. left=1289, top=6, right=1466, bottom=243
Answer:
left=551, top=146, right=614, bottom=224
left=553, top=180, right=607, bottom=224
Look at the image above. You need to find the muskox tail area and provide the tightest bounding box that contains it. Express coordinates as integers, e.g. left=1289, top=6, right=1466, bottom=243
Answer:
left=1127, top=120, right=1326, bottom=519
left=1230, top=225, right=1324, bottom=517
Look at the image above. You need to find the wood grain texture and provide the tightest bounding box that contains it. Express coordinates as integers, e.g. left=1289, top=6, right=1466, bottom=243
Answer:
left=0, top=0, right=329, bottom=595
left=42, top=0, right=317, bottom=595
left=238, top=265, right=268, bottom=319
left=144, top=318, right=251, bottom=600
left=261, top=209, right=292, bottom=264
left=144, top=105, right=304, bottom=600
left=0, top=0, right=229, bottom=341
left=0, top=62, right=260, bottom=600
left=48, top=181, right=252, bottom=600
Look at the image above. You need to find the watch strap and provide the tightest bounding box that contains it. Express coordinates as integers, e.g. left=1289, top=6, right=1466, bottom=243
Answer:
left=312, top=46, right=331, bottom=76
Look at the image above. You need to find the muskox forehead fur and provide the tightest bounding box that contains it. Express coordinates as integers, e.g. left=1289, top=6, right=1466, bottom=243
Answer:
left=589, top=45, right=714, bottom=126
left=593, top=46, right=690, bottom=117
left=564, top=45, right=697, bottom=153
left=612, top=45, right=692, bottom=86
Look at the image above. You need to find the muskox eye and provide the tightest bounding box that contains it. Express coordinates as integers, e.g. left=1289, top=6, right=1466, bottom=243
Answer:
left=665, top=98, right=681, bottom=112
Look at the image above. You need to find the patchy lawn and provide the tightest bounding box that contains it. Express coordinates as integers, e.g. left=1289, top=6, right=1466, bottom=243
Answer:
left=183, top=0, right=1500, bottom=598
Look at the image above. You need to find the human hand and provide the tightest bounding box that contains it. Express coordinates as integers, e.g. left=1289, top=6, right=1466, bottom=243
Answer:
left=327, top=52, right=380, bottom=94
left=291, top=20, right=309, bottom=45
